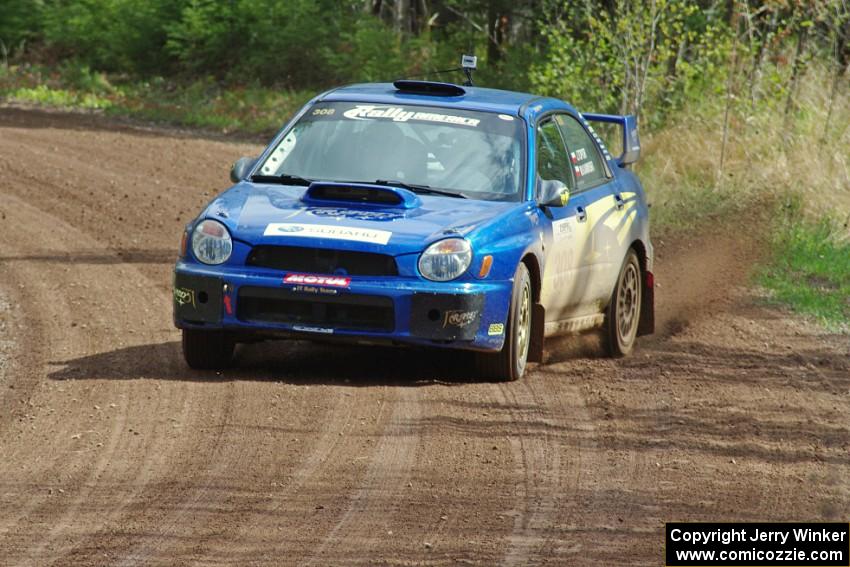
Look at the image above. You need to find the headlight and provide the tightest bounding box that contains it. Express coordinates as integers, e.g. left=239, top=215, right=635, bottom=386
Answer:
left=191, top=219, right=233, bottom=265
left=418, top=238, right=472, bottom=281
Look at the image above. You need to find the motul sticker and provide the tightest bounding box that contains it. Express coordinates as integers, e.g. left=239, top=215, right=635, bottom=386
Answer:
left=264, top=222, right=392, bottom=245
left=284, top=273, right=351, bottom=287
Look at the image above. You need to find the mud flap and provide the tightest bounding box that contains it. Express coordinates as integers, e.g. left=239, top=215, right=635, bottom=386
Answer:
left=637, top=271, right=655, bottom=336
left=528, top=303, right=545, bottom=363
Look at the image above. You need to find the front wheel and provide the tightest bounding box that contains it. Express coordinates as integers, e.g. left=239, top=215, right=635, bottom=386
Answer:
left=603, top=249, right=642, bottom=357
left=475, top=262, right=533, bottom=381
left=182, top=329, right=235, bottom=370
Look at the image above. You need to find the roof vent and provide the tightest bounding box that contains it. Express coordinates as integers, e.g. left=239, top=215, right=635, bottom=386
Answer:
left=392, top=80, right=466, bottom=97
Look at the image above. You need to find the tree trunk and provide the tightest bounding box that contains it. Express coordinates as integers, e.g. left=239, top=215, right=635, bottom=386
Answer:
left=487, top=0, right=501, bottom=63
left=783, top=10, right=810, bottom=121
left=748, top=4, right=778, bottom=108
left=395, top=0, right=411, bottom=35
left=719, top=6, right=741, bottom=182
left=821, top=2, right=850, bottom=143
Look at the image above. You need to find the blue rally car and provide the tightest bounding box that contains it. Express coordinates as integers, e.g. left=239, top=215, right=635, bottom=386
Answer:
left=173, top=72, right=654, bottom=381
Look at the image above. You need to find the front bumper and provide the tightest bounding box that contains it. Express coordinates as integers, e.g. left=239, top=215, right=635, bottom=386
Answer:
left=173, top=262, right=513, bottom=351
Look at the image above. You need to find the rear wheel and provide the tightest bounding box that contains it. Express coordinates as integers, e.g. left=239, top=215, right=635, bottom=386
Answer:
left=603, top=249, right=642, bottom=357
left=182, top=329, right=235, bottom=370
left=475, top=262, right=532, bottom=381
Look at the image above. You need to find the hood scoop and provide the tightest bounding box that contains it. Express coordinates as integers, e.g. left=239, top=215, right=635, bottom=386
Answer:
left=302, top=182, right=421, bottom=209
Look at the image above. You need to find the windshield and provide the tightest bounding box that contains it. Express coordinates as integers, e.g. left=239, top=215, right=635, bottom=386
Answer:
left=256, top=101, right=525, bottom=201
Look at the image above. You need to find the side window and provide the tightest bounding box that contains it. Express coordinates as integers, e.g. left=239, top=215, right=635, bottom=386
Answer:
left=536, top=119, right=573, bottom=192
left=555, top=114, right=607, bottom=191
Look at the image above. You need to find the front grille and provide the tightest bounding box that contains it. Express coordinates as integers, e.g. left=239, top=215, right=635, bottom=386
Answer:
left=237, top=286, right=394, bottom=332
left=246, top=245, right=397, bottom=276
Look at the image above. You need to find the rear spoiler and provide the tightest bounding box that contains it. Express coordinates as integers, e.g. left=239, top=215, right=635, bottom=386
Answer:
left=581, top=113, right=640, bottom=167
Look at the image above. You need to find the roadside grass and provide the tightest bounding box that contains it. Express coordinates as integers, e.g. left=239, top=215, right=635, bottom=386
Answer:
left=0, top=63, right=311, bottom=135
left=757, top=209, right=850, bottom=330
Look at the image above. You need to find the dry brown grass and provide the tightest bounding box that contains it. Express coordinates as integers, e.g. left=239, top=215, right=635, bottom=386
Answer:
left=638, top=63, right=850, bottom=236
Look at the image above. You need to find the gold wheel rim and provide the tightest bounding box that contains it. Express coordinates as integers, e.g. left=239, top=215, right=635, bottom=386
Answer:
left=517, top=281, right=531, bottom=362
left=618, top=262, right=639, bottom=342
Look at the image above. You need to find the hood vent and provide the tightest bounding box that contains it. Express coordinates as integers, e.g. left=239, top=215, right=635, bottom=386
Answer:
left=302, top=182, right=421, bottom=209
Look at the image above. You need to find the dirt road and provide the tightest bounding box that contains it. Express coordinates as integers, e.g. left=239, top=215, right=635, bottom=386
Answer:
left=0, top=108, right=848, bottom=566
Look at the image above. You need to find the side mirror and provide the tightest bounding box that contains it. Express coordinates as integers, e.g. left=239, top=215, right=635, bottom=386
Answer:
left=230, top=157, right=255, bottom=183
left=538, top=179, right=570, bottom=207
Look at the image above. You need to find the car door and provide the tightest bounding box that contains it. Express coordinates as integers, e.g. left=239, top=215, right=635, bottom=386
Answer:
left=536, top=115, right=594, bottom=322
left=555, top=113, right=632, bottom=314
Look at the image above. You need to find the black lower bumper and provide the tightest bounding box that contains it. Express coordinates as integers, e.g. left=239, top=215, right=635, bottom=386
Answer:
left=409, top=292, right=484, bottom=341
left=173, top=272, right=223, bottom=325
left=174, top=271, right=485, bottom=342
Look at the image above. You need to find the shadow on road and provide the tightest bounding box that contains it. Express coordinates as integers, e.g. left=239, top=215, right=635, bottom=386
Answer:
left=47, top=339, right=488, bottom=386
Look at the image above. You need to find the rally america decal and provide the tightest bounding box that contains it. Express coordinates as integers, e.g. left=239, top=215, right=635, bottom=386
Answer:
left=343, top=105, right=480, bottom=128
left=264, top=223, right=392, bottom=245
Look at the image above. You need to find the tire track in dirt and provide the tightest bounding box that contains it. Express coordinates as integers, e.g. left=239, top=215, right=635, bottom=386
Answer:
left=0, top=123, right=232, bottom=564
left=110, top=381, right=238, bottom=567
left=497, top=379, right=563, bottom=566
left=223, top=383, right=356, bottom=565
left=301, top=387, right=421, bottom=566
left=0, top=194, right=195, bottom=565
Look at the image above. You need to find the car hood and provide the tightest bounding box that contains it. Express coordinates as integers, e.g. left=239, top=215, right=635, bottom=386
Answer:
left=210, top=183, right=519, bottom=255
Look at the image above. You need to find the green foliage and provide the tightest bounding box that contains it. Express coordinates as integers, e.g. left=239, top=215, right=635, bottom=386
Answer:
left=530, top=0, right=730, bottom=126
left=164, top=0, right=239, bottom=75
left=0, top=0, right=45, bottom=55
left=166, top=0, right=356, bottom=84
left=8, top=83, right=113, bottom=109
left=326, top=16, right=408, bottom=83
left=40, top=0, right=179, bottom=73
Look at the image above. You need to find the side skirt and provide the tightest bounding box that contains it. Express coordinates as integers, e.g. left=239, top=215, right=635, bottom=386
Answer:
left=543, top=313, right=606, bottom=338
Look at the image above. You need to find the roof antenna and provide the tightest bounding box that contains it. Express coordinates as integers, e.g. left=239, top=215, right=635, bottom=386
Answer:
left=460, top=54, right=477, bottom=87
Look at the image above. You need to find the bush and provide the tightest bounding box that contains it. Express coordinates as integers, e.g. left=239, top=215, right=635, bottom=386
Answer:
left=0, top=0, right=45, bottom=57
left=42, top=0, right=181, bottom=74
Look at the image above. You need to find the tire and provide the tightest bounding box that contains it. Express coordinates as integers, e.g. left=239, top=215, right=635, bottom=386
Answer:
left=475, top=262, right=533, bottom=381
left=603, top=249, right=642, bottom=357
left=182, top=329, right=235, bottom=370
